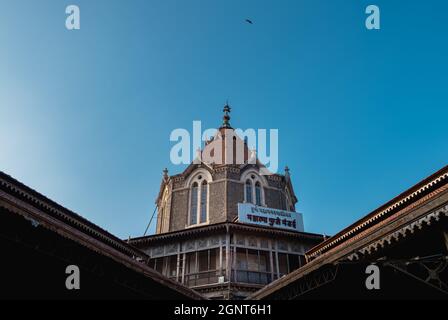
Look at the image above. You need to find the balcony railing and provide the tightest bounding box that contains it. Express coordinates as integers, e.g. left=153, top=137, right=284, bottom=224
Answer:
left=184, top=270, right=226, bottom=287
left=232, top=270, right=272, bottom=285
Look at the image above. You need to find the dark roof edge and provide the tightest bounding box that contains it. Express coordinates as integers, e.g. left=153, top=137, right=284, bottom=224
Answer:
left=0, top=171, right=141, bottom=257
left=0, top=170, right=204, bottom=300
left=307, top=164, right=448, bottom=258
left=129, top=222, right=324, bottom=245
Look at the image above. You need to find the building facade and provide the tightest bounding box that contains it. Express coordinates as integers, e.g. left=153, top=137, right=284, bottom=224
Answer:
left=130, top=106, right=324, bottom=299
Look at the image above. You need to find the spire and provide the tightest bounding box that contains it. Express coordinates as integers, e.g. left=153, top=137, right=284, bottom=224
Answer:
left=285, top=166, right=290, bottom=181
left=221, top=102, right=232, bottom=129
left=162, top=168, right=169, bottom=180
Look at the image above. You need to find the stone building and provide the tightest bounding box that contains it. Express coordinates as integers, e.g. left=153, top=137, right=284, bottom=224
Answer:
left=129, top=105, right=324, bottom=299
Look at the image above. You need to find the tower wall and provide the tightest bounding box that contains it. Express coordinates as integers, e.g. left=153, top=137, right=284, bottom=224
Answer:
left=157, top=165, right=297, bottom=234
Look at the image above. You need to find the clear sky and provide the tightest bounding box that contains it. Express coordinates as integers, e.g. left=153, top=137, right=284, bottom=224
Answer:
left=0, top=0, right=446, bottom=239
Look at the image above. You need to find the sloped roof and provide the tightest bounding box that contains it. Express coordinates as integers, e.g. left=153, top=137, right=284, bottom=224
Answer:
left=156, top=123, right=298, bottom=204
left=249, top=164, right=448, bottom=299
left=307, top=164, right=448, bottom=259
left=0, top=171, right=204, bottom=300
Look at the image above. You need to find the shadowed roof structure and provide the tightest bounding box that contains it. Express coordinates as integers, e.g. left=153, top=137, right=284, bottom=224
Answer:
left=0, top=171, right=204, bottom=300
left=249, top=165, right=448, bottom=300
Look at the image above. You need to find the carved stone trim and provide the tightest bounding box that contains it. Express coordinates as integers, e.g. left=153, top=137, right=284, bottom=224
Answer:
left=346, top=205, right=448, bottom=261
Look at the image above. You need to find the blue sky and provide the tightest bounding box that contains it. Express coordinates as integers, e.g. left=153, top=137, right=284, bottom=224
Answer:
left=0, top=0, right=446, bottom=238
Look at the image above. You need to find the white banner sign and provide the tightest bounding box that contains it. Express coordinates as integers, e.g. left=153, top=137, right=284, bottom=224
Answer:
left=237, top=203, right=304, bottom=232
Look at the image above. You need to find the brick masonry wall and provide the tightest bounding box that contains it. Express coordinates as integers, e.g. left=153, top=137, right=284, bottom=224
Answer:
left=227, top=181, right=244, bottom=221
left=265, top=188, right=286, bottom=210
left=164, top=165, right=295, bottom=233
left=169, top=188, right=189, bottom=232
left=209, top=181, right=227, bottom=224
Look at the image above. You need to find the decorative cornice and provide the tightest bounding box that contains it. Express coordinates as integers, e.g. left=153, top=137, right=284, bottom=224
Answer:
left=129, top=222, right=324, bottom=246
left=346, top=204, right=448, bottom=261
left=267, top=175, right=282, bottom=182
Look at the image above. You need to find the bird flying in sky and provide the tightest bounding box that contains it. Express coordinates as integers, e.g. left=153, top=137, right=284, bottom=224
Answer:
left=245, top=19, right=253, bottom=24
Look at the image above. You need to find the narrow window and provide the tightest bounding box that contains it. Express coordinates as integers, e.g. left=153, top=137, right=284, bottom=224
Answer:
left=198, top=250, right=209, bottom=272
left=200, top=181, right=208, bottom=223
left=246, top=180, right=253, bottom=203
left=190, top=182, right=198, bottom=225
left=255, top=182, right=262, bottom=206
left=278, top=253, right=288, bottom=276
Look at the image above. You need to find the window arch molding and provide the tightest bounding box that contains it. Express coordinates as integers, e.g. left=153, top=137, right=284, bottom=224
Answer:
left=159, top=186, right=170, bottom=233
left=187, top=169, right=212, bottom=227
left=241, top=169, right=267, bottom=206
left=185, top=168, right=213, bottom=187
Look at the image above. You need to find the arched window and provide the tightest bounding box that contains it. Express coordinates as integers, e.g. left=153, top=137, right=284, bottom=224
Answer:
left=245, top=180, right=253, bottom=203
left=200, top=181, right=208, bottom=223
left=255, top=182, right=262, bottom=206
left=241, top=171, right=266, bottom=207
left=190, top=182, right=198, bottom=225
left=188, top=170, right=212, bottom=227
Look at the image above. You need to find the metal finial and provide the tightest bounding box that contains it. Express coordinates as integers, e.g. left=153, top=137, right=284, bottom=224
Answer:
left=163, top=168, right=169, bottom=179
left=285, top=166, right=290, bottom=179
left=222, top=102, right=232, bottom=128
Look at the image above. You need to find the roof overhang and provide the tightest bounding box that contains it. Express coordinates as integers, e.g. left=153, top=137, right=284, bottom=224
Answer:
left=0, top=171, right=204, bottom=300
left=249, top=165, right=448, bottom=300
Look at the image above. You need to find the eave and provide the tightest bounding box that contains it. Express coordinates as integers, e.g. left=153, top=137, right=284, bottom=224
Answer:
left=307, top=165, right=448, bottom=259
left=129, top=222, right=324, bottom=246
left=0, top=171, right=204, bottom=300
